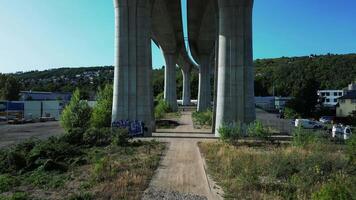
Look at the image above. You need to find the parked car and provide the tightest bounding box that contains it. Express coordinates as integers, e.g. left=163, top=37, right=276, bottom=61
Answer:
left=295, top=119, right=325, bottom=129
left=332, top=124, right=352, bottom=140
left=319, top=116, right=334, bottom=124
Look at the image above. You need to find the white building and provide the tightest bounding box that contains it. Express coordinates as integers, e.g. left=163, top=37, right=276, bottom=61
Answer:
left=317, top=90, right=344, bottom=107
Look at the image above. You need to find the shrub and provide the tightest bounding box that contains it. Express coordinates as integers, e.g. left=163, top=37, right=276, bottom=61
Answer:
left=83, top=127, right=112, bottom=146
left=60, top=89, right=92, bottom=133
left=92, top=156, right=115, bottom=182
left=346, top=134, right=356, bottom=164
left=68, top=192, right=93, bottom=200
left=0, top=192, right=28, bottom=200
left=112, top=128, right=131, bottom=146
left=312, top=177, right=353, bottom=200
left=292, top=127, right=318, bottom=147
left=61, top=128, right=86, bottom=145
left=247, top=121, right=272, bottom=140
left=90, top=84, right=113, bottom=128
left=284, top=107, right=300, bottom=119
left=192, top=110, right=213, bottom=127
left=218, top=122, right=245, bottom=144
left=154, top=99, right=171, bottom=119
left=0, top=174, right=18, bottom=193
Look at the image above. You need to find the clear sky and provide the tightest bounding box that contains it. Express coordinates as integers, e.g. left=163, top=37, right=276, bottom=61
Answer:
left=0, top=0, right=355, bottom=73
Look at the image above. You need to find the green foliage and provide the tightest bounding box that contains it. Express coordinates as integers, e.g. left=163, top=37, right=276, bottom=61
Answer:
left=111, top=128, right=131, bottom=146
left=0, top=174, right=18, bottom=193
left=0, top=74, right=20, bottom=101
left=346, top=134, right=356, bottom=164
left=283, top=107, right=300, bottom=119
left=22, top=168, right=67, bottom=189
left=312, top=176, right=353, bottom=200
left=60, top=88, right=92, bottom=133
left=90, top=84, right=113, bottom=128
left=218, top=122, right=245, bottom=144
left=154, top=99, right=171, bottom=119
left=292, top=127, right=318, bottom=147
left=68, top=192, right=93, bottom=200
left=247, top=121, right=272, bottom=140
left=92, top=156, right=115, bottom=182
left=192, top=110, right=213, bottom=127
left=0, top=192, right=28, bottom=200
left=83, top=127, right=112, bottom=146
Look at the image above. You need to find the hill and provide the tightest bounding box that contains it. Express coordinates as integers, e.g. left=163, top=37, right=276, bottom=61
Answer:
left=8, top=53, right=356, bottom=99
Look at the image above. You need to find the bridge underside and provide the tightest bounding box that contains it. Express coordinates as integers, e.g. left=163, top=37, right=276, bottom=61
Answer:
left=112, top=0, right=256, bottom=136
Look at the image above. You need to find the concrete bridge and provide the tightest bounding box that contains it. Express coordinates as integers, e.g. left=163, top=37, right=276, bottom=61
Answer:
left=112, top=0, right=256, bottom=136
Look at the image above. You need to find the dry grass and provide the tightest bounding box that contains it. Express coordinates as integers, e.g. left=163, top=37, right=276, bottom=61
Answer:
left=199, top=141, right=355, bottom=200
left=0, top=141, right=165, bottom=200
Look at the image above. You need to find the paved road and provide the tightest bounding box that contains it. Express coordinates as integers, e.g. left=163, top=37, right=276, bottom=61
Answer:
left=143, top=111, right=222, bottom=200
left=0, top=121, right=63, bottom=148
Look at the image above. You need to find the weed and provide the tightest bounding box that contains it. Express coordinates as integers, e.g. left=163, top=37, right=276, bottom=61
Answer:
left=218, top=122, right=245, bottom=144
left=192, top=110, right=213, bottom=127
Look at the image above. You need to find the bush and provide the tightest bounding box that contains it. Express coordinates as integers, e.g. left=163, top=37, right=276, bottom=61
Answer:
left=192, top=110, right=213, bottom=127
left=292, top=127, right=318, bottom=147
left=284, top=107, right=300, bottom=119
left=247, top=121, right=272, bottom=140
left=346, top=134, right=356, bottom=164
left=312, top=177, right=353, bottom=200
left=111, top=128, right=131, bottom=146
left=90, top=84, right=113, bottom=128
left=68, top=192, right=93, bottom=200
left=154, top=99, right=171, bottom=119
left=62, top=128, right=86, bottom=145
left=83, top=127, right=112, bottom=146
left=218, top=122, right=245, bottom=144
left=0, top=192, right=28, bottom=200
left=60, top=89, right=92, bottom=133
left=0, top=174, right=18, bottom=193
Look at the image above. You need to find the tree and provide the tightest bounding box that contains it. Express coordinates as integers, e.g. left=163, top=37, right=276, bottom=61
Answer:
left=60, top=89, right=92, bottom=133
left=90, top=84, right=113, bottom=128
left=0, top=74, right=20, bottom=100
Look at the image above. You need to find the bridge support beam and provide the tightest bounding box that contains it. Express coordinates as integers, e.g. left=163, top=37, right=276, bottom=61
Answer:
left=197, top=55, right=212, bottom=112
left=215, top=0, right=256, bottom=136
left=164, top=53, right=178, bottom=111
left=181, top=63, right=191, bottom=106
left=112, top=0, right=154, bottom=136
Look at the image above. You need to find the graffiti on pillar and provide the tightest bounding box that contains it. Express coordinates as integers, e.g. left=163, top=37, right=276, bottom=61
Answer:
left=112, top=120, right=145, bottom=136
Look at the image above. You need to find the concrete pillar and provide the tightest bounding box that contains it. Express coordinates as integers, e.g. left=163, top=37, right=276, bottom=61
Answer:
left=197, top=55, right=211, bottom=112
left=164, top=53, right=178, bottom=112
left=112, top=0, right=154, bottom=136
left=181, top=64, right=191, bottom=106
left=215, top=0, right=256, bottom=136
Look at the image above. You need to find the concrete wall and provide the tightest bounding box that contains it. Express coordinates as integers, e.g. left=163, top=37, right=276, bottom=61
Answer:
left=337, top=99, right=356, bottom=117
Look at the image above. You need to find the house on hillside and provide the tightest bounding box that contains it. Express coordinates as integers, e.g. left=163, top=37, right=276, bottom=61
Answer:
left=336, top=90, right=356, bottom=117
left=317, top=90, right=344, bottom=107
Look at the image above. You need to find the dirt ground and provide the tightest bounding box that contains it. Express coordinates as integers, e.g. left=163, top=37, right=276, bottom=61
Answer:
left=142, top=111, right=223, bottom=200
left=0, top=121, right=63, bottom=149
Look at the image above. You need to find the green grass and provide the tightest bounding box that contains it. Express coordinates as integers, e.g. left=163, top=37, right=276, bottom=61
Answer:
left=192, top=110, right=212, bottom=128
left=199, top=141, right=355, bottom=199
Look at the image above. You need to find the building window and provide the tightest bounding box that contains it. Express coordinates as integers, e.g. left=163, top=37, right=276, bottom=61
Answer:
left=326, top=92, right=330, bottom=96
left=326, top=99, right=330, bottom=103
left=334, top=99, right=337, bottom=103
left=334, top=92, right=338, bottom=96
left=339, top=92, right=343, bottom=96
left=321, top=92, right=325, bottom=96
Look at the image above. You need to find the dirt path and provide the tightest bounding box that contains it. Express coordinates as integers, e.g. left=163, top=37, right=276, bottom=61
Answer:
left=143, top=111, right=223, bottom=200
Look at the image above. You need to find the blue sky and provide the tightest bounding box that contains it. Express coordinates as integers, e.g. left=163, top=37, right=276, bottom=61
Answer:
left=0, top=0, right=355, bottom=73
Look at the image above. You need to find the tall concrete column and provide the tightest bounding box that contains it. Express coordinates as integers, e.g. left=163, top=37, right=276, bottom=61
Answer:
left=197, top=55, right=211, bottom=112
left=164, top=53, right=178, bottom=112
left=215, top=0, right=256, bottom=136
left=112, top=0, right=154, bottom=136
left=181, top=64, right=191, bottom=106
